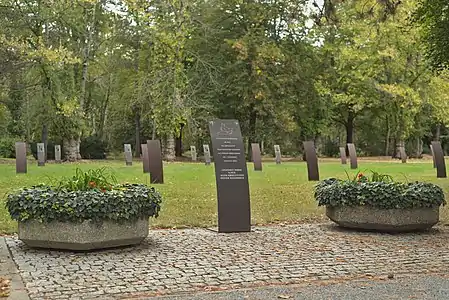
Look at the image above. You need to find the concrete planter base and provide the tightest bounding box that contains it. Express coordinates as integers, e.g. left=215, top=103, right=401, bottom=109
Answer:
left=18, top=218, right=149, bottom=250
left=326, top=206, right=439, bottom=232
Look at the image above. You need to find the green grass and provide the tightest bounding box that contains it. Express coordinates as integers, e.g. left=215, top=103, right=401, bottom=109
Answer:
left=1, top=159, right=449, bottom=234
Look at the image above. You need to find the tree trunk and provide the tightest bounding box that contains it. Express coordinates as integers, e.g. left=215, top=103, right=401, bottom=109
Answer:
left=394, top=140, right=404, bottom=159
left=345, top=110, right=355, bottom=156
left=64, top=138, right=80, bottom=161
left=436, top=123, right=441, bottom=141
left=175, top=123, right=184, bottom=157
left=98, top=75, right=111, bottom=140
left=247, top=107, right=257, bottom=160
left=414, top=137, right=423, bottom=158
left=345, top=111, right=355, bottom=145
left=152, top=119, right=156, bottom=140
left=41, top=124, right=48, bottom=161
left=385, top=115, right=391, bottom=156
left=164, top=134, right=176, bottom=161
left=134, top=108, right=141, bottom=158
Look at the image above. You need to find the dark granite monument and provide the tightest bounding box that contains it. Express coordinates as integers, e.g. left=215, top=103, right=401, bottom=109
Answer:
left=339, top=147, right=347, bottom=165
left=55, top=145, right=62, bottom=163
left=147, top=140, right=164, bottom=183
left=203, top=144, right=211, bottom=165
left=251, top=143, right=262, bottom=171
left=191, top=146, right=197, bottom=161
left=37, top=143, right=45, bottom=167
left=431, top=141, right=446, bottom=178
left=303, top=141, right=319, bottom=181
left=141, top=144, right=150, bottom=173
left=124, top=144, right=132, bottom=166
left=15, top=142, right=27, bottom=174
left=209, top=119, right=251, bottom=233
left=399, top=146, right=407, bottom=163
left=274, top=145, right=281, bottom=164
left=347, top=143, right=358, bottom=169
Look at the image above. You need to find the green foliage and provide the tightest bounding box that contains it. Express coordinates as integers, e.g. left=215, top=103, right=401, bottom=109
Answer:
left=315, top=178, right=446, bottom=209
left=0, top=137, right=17, bottom=158
left=80, top=135, right=107, bottom=159
left=415, top=0, right=449, bottom=70
left=344, top=170, right=394, bottom=183
left=55, top=168, right=117, bottom=192
left=6, top=183, right=162, bottom=223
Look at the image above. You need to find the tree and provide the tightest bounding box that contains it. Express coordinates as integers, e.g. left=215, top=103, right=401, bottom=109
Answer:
left=415, top=0, right=449, bottom=70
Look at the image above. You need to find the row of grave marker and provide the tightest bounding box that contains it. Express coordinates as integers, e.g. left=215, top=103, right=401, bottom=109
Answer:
left=12, top=120, right=449, bottom=234
left=14, top=140, right=448, bottom=181
left=15, top=142, right=62, bottom=173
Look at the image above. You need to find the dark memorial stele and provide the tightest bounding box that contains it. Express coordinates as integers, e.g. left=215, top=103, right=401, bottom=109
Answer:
left=203, top=144, right=211, bottom=165
left=430, top=144, right=437, bottom=169
left=209, top=119, right=251, bottom=233
left=147, top=140, right=164, bottom=184
left=347, top=143, right=358, bottom=169
left=339, top=147, right=347, bottom=165
left=141, top=144, right=150, bottom=173
left=303, top=141, right=319, bottom=181
left=55, top=145, right=62, bottom=163
left=15, top=142, right=27, bottom=174
left=124, top=144, right=132, bottom=166
left=191, top=146, right=197, bottom=161
left=431, top=141, right=446, bottom=178
left=37, top=143, right=45, bottom=167
left=274, top=145, right=281, bottom=164
left=251, top=143, right=262, bottom=171
left=399, top=147, right=407, bottom=163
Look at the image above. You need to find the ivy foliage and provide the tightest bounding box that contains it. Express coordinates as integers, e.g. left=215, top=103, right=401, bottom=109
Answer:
left=315, top=178, right=446, bottom=209
left=6, top=168, right=162, bottom=223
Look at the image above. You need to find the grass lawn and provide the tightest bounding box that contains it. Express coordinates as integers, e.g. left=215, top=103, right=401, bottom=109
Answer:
left=0, top=158, right=448, bottom=234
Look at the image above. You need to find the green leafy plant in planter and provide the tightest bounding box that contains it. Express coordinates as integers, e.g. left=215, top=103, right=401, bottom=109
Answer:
left=315, top=171, right=446, bottom=232
left=6, top=168, right=163, bottom=223
left=315, top=171, right=446, bottom=209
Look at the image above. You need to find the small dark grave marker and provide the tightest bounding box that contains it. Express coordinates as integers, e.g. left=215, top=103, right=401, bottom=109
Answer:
left=339, top=147, right=347, bottom=165
left=274, top=145, right=281, bottom=164
left=430, top=144, right=437, bottom=168
left=124, top=144, right=132, bottom=166
left=37, top=143, right=45, bottom=166
left=431, top=141, right=446, bottom=178
left=15, top=142, right=27, bottom=174
left=251, top=143, right=262, bottom=171
left=209, top=119, right=251, bottom=233
left=347, top=143, right=358, bottom=169
left=203, top=144, right=211, bottom=165
left=55, top=145, right=62, bottom=163
left=303, top=141, right=319, bottom=181
left=141, top=144, right=150, bottom=173
left=191, top=146, right=197, bottom=161
left=399, top=147, right=407, bottom=163
left=147, top=140, right=164, bottom=184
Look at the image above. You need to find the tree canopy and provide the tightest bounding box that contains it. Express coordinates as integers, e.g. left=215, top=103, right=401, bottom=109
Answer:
left=1, top=0, right=449, bottom=160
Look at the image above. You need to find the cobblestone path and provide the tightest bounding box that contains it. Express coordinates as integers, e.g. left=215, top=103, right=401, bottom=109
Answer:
left=6, top=223, right=449, bottom=299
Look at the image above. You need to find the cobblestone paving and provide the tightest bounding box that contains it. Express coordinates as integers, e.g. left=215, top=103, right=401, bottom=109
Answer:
left=6, top=223, right=449, bottom=300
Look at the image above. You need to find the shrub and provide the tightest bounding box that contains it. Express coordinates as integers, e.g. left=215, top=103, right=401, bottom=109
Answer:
left=80, top=135, right=107, bottom=159
left=6, top=168, right=162, bottom=223
left=0, top=137, right=17, bottom=158
left=315, top=178, right=446, bottom=209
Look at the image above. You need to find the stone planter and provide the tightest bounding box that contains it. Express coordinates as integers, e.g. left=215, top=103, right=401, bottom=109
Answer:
left=18, top=218, right=149, bottom=250
left=326, top=206, right=439, bottom=232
